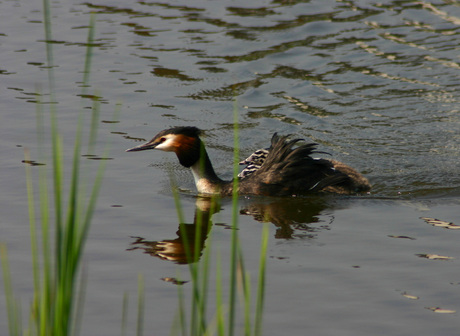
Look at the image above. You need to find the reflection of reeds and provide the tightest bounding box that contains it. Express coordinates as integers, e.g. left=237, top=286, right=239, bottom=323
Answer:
left=172, top=104, right=268, bottom=336
left=0, top=3, right=110, bottom=335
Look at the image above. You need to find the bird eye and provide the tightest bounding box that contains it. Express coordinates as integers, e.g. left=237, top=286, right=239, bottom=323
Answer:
left=159, top=137, right=166, bottom=143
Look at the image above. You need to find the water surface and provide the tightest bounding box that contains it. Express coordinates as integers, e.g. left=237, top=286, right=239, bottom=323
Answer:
left=0, top=0, right=459, bottom=335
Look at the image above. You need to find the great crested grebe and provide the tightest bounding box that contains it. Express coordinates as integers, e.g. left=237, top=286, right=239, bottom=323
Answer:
left=238, top=149, right=269, bottom=178
left=126, top=126, right=371, bottom=196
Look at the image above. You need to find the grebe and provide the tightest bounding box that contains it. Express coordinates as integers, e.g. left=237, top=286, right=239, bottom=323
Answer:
left=238, top=148, right=371, bottom=195
left=238, top=149, right=269, bottom=178
left=126, top=126, right=371, bottom=196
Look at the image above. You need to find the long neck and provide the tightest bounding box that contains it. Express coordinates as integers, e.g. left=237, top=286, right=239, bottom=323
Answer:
left=189, top=142, right=230, bottom=194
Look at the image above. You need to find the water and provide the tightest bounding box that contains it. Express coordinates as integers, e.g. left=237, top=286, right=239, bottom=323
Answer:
left=0, top=0, right=459, bottom=335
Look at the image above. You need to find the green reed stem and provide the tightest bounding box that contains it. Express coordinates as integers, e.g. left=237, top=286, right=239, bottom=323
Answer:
left=170, top=173, right=185, bottom=225
left=0, top=245, right=22, bottom=336
left=199, top=229, right=211, bottom=335
left=254, top=224, right=268, bottom=336
left=0, top=3, right=128, bottom=336
left=34, top=89, right=53, bottom=336
left=34, top=5, right=102, bottom=335
left=136, top=274, right=145, bottom=336
left=176, top=277, right=187, bottom=336
left=243, top=266, right=252, bottom=336
left=227, top=97, right=240, bottom=336
left=215, top=251, right=225, bottom=336
left=121, top=292, right=128, bottom=336
left=170, top=97, right=268, bottom=336
left=82, top=13, right=95, bottom=90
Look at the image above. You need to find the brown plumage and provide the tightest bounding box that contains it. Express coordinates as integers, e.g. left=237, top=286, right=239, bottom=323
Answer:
left=126, top=126, right=371, bottom=196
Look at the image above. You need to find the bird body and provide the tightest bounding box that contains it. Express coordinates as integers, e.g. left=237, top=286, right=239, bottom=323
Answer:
left=126, top=126, right=371, bottom=196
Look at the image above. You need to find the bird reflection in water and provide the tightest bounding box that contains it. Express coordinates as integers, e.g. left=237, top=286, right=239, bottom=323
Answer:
left=240, top=196, right=335, bottom=240
left=128, top=196, right=219, bottom=264
left=128, top=195, right=338, bottom=264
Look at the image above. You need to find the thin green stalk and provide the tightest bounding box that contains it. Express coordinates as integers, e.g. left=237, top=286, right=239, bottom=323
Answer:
left=79, top=102, right=113, bottom=256
left=170, top=98, right=268, bottom=336
left=78, top=10, right=99, bottom=249
left=170, top=176, right=209, bottom=336
left=71, top=265, right=88, bottom=336
left=198, top=228, right=212, bottom=335
left=228, top=97, right=240, bottom=336
left=43, top=0, right=63, bottom=248
left=176, top=275, right=187, bottom=336
left=194, top=196, right=213, bottom=335
left=233, top=249, right=252, bottom=336
left=1, top=245, right=22, bottom=336
left=52, top=130, right=64, bottom=275
left=136, top=274, right=145, bottom=336
left=60, top=13, right=102, bottom=336
left=169, top=176, right=199, bottom=336
left=83, top=15, right=99, bottom=156
left=169, top=307, right=180, bottom=336
left=88, top=96, right=101, bottom=156
left=243, top=268, right=251, bottom=336
left=190, top=268, right=199, bottom=336
left=254, top=224, right=268, bottom=336
left=52, top=86, right=86, bottom=335
left=24, top=149, right=40, bottom=298
left=34, top=87, right=53, bottom=336
left=0, top=2, right=112, bottom=335
left=169, top=174, right=200, bottom=335
left=42, top=0, right=54, bottom=90
left=169, top=172, right=185, bottom=225
left=82, top=13, right=96, bottom=90
left=121, top=292, right=129, bottom=336
left=215, top=251, right=225, bottom=336
left=79, top=140, right=107, bottom=246
left=29, top=4, right=105, bottom=335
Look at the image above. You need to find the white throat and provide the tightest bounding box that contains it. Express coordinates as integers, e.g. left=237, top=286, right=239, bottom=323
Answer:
left=190, top=161, right=220, bottom=194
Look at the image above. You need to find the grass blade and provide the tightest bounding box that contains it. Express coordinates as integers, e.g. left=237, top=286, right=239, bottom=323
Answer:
left=136, top=274, right=145, bottom=336
left=254, top=224, right=268, bottom=336
left=0, top=245, right=22, bottom=336
left=227, top=97, right=241, bottom=336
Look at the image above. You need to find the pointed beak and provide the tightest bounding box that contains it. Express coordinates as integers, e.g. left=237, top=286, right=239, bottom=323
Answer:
left=126, top=140, right=158, bottom=152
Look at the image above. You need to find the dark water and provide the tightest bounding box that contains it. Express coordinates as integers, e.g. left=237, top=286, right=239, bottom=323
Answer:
left=1, top=0, right=459, bottom=335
